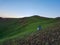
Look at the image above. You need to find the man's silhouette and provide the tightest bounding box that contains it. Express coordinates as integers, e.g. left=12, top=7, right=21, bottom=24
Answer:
left=37, top=25, right=42, bottom=30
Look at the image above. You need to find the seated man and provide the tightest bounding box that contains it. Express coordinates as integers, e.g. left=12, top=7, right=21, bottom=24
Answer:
left=37, top=25, right=42, bottom=31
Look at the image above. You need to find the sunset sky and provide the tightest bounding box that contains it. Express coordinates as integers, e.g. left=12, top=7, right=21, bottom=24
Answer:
left=0, top=0, right=60, bottom=18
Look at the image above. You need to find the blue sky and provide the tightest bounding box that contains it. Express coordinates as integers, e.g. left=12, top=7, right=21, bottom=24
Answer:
left=0, top=0, right=60, bottom=18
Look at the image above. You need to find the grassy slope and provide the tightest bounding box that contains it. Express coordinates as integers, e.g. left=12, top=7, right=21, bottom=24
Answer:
left=0, top=16, right=60, bottom=44
left=25, top=22, right=60, bottom=45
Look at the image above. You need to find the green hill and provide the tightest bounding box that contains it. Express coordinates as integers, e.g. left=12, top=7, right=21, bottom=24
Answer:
left=0, top=15, right=60, bottom=45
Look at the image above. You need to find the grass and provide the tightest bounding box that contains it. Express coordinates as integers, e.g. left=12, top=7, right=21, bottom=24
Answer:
left=0, top=15, right=60, bottom=45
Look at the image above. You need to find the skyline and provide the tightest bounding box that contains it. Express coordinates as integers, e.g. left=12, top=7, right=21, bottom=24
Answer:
left=0, top=0, right=60, bottom=18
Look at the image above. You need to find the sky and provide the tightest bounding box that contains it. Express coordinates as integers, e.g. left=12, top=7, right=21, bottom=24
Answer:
left=0, top=0, right=60, bottom=18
